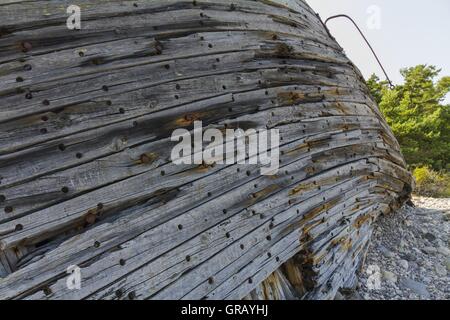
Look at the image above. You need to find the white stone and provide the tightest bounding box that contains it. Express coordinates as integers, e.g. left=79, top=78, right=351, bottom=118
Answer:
left=398, top=259, right=409, bottom=270
left=423, top=246, right=437, bottom=255
left=437, top=246, right=450, bottom=257
left=399, top=239, right=408, bottom=248
left=435, top=264, right=447, bottom=277
left=382, top=270, right=398, bottom=284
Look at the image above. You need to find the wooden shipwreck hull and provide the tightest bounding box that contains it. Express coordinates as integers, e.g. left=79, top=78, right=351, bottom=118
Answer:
left=0, top=0, right=413, bottom=299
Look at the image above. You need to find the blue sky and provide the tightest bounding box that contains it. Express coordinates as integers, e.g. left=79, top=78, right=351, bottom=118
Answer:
left=309, top=0, right=449, bottom=101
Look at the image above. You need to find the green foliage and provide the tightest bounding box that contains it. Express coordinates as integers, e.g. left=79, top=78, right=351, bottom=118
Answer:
left=413, top=166, right=450, bottom=198
left=367, top=65, right=450, bottom=171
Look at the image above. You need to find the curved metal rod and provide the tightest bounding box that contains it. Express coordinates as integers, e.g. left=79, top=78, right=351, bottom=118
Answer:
left=325, top=14, right=394, bottom=88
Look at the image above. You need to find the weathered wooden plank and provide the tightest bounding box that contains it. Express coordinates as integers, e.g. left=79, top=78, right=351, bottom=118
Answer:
left=0, top=102, right=381, bottom=220
left=0, top=119, right=388, bottom=248
left=0, top=145, right=380, bottom=299
left=34, top=167, right=375, bottom=300
left=0, top=83, right=371, bottom=192
left=0, top=60, right=362, bottom=153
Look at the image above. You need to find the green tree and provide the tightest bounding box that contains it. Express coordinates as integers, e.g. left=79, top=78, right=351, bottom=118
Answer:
left=367, top=65, right=450, bottom=170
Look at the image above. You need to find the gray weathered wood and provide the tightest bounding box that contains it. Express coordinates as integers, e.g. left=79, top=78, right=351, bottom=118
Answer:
left=0, top=0, right=413, bottom=300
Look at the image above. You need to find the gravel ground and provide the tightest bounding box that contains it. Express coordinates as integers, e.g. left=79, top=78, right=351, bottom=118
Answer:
left=344, top=196, right=449, bottom=300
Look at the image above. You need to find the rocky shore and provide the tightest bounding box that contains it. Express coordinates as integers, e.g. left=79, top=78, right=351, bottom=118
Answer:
left=341, top=196, right=449, bottom=300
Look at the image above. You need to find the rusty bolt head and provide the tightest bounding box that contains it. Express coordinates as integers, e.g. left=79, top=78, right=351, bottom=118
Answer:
left=140, top=154, right=151, bottom=164
left=155, top=41, right=163, bottom=55
left=21, top=41, right=32, bottom=52
left=86, top=212, right=97, bottom=224
left=184, top=114, right=197, bottom=122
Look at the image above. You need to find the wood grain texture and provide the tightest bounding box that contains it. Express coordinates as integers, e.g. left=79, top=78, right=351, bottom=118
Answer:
left=0, top=0, right=413, bottom=300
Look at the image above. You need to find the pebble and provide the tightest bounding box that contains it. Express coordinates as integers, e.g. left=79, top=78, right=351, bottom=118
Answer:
left=399, top=239, right=408, bottom=248
left=379, top=245, right=395, bottom=258
left=398, top=260, right=409, bottom=270
left=356, top=196, right=449, bottom=300
left=382, top=271, right=397, bottom=284
left=422, top=247, right=437, bottom=255
left=422, top=276, right=431, bottom=284
left=400, top=278, right=430, bottom=298
left=334, top=291, right=344, bottom=300
left=423, top=233, right=436, bottom=242
left=437, top=246, right=450, bottom=257
left=435, top=264, right=447, bottom=277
